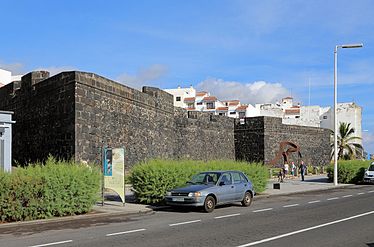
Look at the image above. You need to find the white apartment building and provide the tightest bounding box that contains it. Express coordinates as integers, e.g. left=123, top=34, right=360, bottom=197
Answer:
left=319, top=102, right=362, bottom=145
left=164, top=86, right=362, bottom=144
left=164, top=86, right=248, bottom=118
left=0, top=68, right=22, bottom=87
left=253, top=97, right=362, bottom=144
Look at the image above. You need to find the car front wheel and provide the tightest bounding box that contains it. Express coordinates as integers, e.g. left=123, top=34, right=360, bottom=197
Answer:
left=241, top=191, right=252, bottom=207
left=204, top=196, right=216, bottom=213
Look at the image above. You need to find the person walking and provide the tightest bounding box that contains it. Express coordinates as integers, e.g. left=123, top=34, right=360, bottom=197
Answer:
left=291, top=161, right=296, bottom=177
left=284, top=162, right=289, bottom=179
left=299, top=160, right=307, bottom=181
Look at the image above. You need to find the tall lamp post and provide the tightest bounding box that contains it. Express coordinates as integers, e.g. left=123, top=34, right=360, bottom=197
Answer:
left=334, top=43, right=363, bottom=186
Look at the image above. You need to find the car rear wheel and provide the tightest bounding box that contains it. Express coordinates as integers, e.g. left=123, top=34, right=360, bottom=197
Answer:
left=241, top=191, right=252, bottom=207
left=204, top=196, right=216, bottom=213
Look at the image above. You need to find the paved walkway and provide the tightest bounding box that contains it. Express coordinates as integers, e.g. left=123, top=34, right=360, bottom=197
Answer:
left=260, top=174, right=350, bottom=197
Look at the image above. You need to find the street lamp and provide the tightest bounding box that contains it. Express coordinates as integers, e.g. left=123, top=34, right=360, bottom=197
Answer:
left=333, top=43, right=363, bottom=186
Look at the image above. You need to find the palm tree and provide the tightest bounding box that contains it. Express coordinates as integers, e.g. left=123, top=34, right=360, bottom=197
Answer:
left=331, top=122, right=363, bottom=160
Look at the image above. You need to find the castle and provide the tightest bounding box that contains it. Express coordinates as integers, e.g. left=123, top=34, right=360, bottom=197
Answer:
left=0, top=71, right=330, bottom=168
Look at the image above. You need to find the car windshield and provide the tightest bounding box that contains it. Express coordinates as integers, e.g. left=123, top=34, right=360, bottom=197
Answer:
left=187, top=172, right=221, bottom=185
left=368, top=165, right=374, bottom=171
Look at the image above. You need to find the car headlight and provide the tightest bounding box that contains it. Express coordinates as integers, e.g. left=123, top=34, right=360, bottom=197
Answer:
left=188, top=192, right=202, bottom=197
left=166, top=191, right=171, bottom=196
left=365, top=172, right=369, bottom=177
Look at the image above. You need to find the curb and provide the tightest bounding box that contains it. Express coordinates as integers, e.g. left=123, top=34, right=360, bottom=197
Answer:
left=254, top=183, right=355, bottom=200
left=0, top=207, right=154, bottom=229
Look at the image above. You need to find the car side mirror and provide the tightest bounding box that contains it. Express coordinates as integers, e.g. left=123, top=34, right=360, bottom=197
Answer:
left=365, top=169, right=368, bottom=172
left=219, top=181, right=225, bottom=186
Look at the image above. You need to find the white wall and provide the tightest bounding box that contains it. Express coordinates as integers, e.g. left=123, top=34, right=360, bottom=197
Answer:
left=164, top=86, right=196, bottom=108
left=0, top=69, right=12, bottom=86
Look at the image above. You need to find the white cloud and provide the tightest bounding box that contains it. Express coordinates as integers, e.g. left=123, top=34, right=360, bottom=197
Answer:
left=116, top=64, right=168, bottom=90
left=0, top=61, right=25, bottom=75
left=34, top=66, right=77, bottom=76
left=196, top=78, right=290, bottom=105
left=1, top=60, right=78, bottom=77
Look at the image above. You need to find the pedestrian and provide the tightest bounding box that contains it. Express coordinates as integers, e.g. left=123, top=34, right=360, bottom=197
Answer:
left=284, top=162, right=289, bottom=179
left=278, top=168, right=284, bottom=183
left=291, top=161, right=296, bottom=177
left=299, top=160, right=307, bottom=181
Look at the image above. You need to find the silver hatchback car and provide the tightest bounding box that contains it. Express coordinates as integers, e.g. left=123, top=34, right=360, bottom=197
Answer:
left=165, top=170, right=254, bottom=212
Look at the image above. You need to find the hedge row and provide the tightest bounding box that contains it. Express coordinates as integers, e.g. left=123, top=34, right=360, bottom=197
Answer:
left=327, top=160, right=370, bottom=184
left=130, top=159, right=269, bottom=204
left=0, top=157, right=101, bottom=222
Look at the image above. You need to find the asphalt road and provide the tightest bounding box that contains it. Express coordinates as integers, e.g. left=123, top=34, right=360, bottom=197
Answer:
left=1, top=185, right=373, bottom=247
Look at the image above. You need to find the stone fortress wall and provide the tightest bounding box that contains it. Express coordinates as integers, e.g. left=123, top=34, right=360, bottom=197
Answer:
left=0, top=71, right=235, bottom=167
left=0, top=70, right=330, bottom=168
left=235, top=117, right=331, bottom=166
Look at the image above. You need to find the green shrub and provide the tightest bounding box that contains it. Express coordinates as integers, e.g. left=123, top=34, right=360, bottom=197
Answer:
left=130, top=159, right=268, bottom=204
left=0, top=156, right=101, bottom=222
left=326, top=160, right=370, bottom=184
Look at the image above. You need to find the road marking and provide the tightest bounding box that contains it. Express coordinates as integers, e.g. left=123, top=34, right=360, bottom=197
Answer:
left=106, top=229, right=146, bottom=236
left=253, top=208, right=273, bottom=213
left=283, top=204, right=299, bottom=208
left=327, top=197, right=339, bottom=201
left=169, top=220, right=201, bottom=226
left=342, top=195, right=353, bottom=198
left=28, top=240, right=73, bottom=247
left=214, top=213, right=241, bottom=219
left=308, top=200, right=320, bottom=204
left=357, top=192, right=365, bottom=195
left=368, top=190, right=374, bottom=193
left=236, top=210, right=374, bottom=247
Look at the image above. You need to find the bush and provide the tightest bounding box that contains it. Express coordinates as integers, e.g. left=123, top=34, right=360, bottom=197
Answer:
left=130, top=159, right=268, bottom=204
left=0, top=157, right=101, bottom=222
left=326, top=160, right=370, bottom=184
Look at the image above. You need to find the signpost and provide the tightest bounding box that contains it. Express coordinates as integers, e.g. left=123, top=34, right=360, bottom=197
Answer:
left=102, top=147, right=125, bottom=206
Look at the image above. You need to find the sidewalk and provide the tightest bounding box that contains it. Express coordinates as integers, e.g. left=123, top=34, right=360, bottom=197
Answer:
left=258, top=174, right=351, bottom=197
left=0, top=174, right=352, bottom=228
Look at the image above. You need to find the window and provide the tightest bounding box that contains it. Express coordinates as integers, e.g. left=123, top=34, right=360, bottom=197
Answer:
left=218, top=112, right=225, bottom=116
left=239, top=112, right=245, bottom=119
left=197, top=102, right=203, bottom=105
left=232, top=173, right=241, bottom=184
left=176, top=96, right=181, bottom=101
left=206, top=102, right=215, bottom=109
left=232, top=172, right=248, bottom=184
left=187, top=103, right=194, bottom=108
left=230, top=112, right=236, bottom=115
left=295, top=116, right=300, bottom=118
left=240, top=173, right=248, bottom=183
left=323, top=116, right=328, bottom=119
left=219, top=173, right=232, bottom=185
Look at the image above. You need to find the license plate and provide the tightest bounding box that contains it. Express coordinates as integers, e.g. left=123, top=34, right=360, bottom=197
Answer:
left=172, top=198, right=184, bottom=202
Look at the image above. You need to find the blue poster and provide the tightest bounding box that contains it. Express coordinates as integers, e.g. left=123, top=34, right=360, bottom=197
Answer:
left=104, top=148, right=113, bottom=176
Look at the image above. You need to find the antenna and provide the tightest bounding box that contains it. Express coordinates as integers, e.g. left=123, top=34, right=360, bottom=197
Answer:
left=308, top=77, right=311, bottom=106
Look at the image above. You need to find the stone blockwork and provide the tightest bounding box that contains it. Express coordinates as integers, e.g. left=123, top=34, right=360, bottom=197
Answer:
left=0, top=71, right=76, bottom=163
left=174, top=109, right=235, bottom=161
left=0, top=71, right=235, bottom=167
left=235, top=117, right=331, bottom=166
left=0, top=70, right=329, bottom=168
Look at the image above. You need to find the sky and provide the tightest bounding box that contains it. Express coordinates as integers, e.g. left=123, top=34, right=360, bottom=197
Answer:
left=1, top=0, right=374, bottom=155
